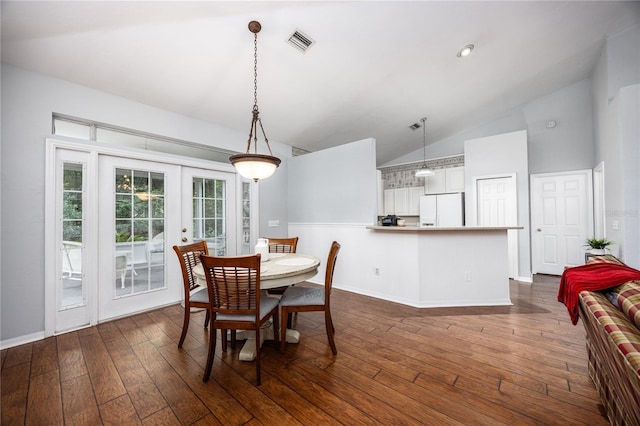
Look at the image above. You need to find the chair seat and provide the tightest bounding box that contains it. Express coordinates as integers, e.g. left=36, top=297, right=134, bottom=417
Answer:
left=216, top=296, right=279, bottom=322
left=280, top=286, right=325, bottom=307
left=190, top=286, right=209, bottom=303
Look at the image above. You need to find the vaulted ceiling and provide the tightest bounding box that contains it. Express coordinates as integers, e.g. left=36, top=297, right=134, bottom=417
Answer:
left=2, top=1, right=638, bottom=165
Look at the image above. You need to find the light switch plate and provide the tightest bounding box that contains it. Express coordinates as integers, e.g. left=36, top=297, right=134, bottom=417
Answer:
left=268, top=220, right=280, bottom=227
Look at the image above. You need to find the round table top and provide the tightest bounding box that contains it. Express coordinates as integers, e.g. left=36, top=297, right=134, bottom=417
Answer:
left=191, top=253, right=321, bottom=290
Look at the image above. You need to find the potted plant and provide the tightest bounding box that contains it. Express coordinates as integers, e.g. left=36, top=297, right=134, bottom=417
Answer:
left=584, top=237, right=612, bottom=255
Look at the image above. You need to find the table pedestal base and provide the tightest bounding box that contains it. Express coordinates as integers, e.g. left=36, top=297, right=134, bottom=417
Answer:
left=235, top=326, right=300, bottom=361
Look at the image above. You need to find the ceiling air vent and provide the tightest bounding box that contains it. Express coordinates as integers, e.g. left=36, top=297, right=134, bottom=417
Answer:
left=409, top=122, right=422, bottom=130
left=287, top=29, right=315, bottom=53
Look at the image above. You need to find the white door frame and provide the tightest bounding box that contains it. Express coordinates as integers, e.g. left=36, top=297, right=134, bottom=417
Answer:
left=44, top=138, right=240, bottom=336
left=593, top=162, right=606, bottom=239
left=472, top=173, right=519, bottom=279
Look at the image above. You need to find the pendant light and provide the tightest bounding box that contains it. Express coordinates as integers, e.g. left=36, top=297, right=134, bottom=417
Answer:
left=415, top=117, right=434, bottom=177
left=229, top=21, right=281, bottom=182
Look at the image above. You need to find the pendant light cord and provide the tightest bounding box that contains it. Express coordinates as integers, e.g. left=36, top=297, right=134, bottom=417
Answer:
left=421, top=117, right=427, bottom=167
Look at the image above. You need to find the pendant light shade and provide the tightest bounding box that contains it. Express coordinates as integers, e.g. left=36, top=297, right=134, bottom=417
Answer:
left=415, top=117, right=434, bottom=177
left=230, top=153, right=280, bottom=181
left=229, top=21, right=281, bottom=182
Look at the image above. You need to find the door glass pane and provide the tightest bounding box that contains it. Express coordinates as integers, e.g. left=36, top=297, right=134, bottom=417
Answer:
left=114, top=168, right=165, bottom=297
left=241, top=182, right=251, bottom=254
left=193, top=177, right=226, bottom=255
left=61, top=163, right=84, bottom=308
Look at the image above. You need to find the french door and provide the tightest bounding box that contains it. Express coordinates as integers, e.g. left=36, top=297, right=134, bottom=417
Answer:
left=48, top=142, right=242, bottom=334
left=98, top=156, right=184, bottom=320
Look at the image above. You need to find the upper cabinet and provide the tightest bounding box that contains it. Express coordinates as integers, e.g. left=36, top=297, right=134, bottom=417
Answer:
left=425, top=166, right=465, bottom=194
left=424, top=169, right=446, bottom=194
left=384, top=187, right=424, bottom=216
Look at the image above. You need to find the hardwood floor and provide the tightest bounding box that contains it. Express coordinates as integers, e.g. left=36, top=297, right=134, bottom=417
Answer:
left=2, top=275, right=609, bottom=425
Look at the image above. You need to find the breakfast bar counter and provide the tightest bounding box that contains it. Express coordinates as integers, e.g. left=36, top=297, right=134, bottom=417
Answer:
left=365, top=225, right=523, bottom=308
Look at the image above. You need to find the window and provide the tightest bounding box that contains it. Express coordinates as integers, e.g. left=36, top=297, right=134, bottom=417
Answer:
left=52, top=114, right=236, bottom=163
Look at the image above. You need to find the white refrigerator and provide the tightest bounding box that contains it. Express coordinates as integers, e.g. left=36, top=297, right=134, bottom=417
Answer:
left=419, top=193, right=465, bottom=227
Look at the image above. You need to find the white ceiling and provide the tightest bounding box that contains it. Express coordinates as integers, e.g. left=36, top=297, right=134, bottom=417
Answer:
left=2, top=1, right=638, bottom=165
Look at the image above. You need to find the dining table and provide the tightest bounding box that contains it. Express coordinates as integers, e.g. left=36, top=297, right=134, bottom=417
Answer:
left=191, top=252, right=321, bottom=361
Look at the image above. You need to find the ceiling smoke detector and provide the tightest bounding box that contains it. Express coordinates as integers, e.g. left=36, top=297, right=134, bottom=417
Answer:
left=287, top=29, right=315, bottom=52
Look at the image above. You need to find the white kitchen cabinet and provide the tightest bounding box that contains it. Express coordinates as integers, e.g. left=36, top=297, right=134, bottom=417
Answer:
left=445, top=166, right=465, bottom=192
left=383, top=189, right=395, bottom=215
left=424, top=169, right=446, bottom=194
left=394, top=188, right=409, bottom=215
left=408, top=187, right=424, bottom=215
left=383, top=187, right=424, bottom=216
left=424, top=166, right=465, bottom=194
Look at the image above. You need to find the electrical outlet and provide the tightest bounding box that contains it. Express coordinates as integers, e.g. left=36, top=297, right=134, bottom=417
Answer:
left=268, top=220, right=279, bottom=227
left=375, top=268, right=380, bottom=276
left=612, top=220, right=619, bottom=230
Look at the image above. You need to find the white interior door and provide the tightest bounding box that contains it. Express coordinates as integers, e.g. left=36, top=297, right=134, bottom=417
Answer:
left=476, top=175, right=518, bottom=278
left=531, top=171, right=593, bottom=275
left=98, top=156, right=182, bottom=321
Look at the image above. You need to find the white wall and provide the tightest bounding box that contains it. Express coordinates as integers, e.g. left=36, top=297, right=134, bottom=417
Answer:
left=464, top=130, right=531, bottom=280
left=288, top=138, right=378, bottom=224
left=0, top=64, right=290, bottom=344
left=592, top=25, right=640, bottom=268
left=382, top=79, right=595, bottom=175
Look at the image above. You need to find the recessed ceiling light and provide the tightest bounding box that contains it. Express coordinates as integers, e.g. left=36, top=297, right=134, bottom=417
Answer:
left=457, top=44, right=474, bottom=58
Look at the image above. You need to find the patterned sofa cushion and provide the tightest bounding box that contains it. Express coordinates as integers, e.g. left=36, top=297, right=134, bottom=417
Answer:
left=586, top=254, right=625, bottom=265
left=580, top=290, right=640, bottom=375
left=613, top=282, right=640, bottom=330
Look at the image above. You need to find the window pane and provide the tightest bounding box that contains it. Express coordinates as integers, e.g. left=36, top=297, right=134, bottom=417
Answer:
left=61, top=162, right=84, bottom=308
left=54, top=119, right=90, bottom=140
left=115, top=168, right=166, bottom=297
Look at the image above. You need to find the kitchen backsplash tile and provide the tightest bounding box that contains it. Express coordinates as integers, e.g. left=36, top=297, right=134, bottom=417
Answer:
left=380, top=155, right=464, bottom=189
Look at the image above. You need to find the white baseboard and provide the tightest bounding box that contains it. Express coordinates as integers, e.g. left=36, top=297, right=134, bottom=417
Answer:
left=1, top=331, right=46, bottom=350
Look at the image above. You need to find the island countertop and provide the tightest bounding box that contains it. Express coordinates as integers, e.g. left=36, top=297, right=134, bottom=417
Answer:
left=366, top=225, right=523, bottom=232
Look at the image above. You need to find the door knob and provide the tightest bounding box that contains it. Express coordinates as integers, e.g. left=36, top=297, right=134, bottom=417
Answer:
left=182, top=228, right=187, bottom=233
left=536, top=228, right=542, bottom=232
left=181, top=237, right=188, bottom=242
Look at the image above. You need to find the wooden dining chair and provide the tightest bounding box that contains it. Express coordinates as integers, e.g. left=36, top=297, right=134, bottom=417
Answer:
left=279, top=241, right=341, bottom=355
left=265, top=237, right=299, bottom=296
left=172, top=241, right=210, bottom=348
left=199, top=253, right=280, bottom=385
left=265, top=237, right=298, bottom=254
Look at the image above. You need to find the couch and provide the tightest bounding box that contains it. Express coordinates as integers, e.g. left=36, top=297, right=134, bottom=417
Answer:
left=577, top=255, right=640, bottom=425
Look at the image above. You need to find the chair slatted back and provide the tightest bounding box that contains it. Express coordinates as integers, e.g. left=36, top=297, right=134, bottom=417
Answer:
left=200, top=254, right=261, bottom=317
left=325, top=241, right=341, bottom=303
left=173, top=241, right=209, bottom=292
left=266, top=237, right=298, bottom=254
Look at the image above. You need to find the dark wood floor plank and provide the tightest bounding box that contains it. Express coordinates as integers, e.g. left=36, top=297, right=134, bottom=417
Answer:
left=0, top=275, right=611, bottom=425
left=61, top=374, right=102, bottom=425
left=2, top=343, right=33, bottom=368
left=25, top=370, right=63, bottom=426
left=157, top=343, right=254, bottom=425
left=132, top=340, right=209, bottom=425
left=30, top=336, right=58, bottom=377
left=105, top=336, right=168, bottom=421
left=99, top=394, right=141, bottom=425
left=1, top=362, right=30, bottom=425
left=141, top=406, right=183, bottom=426
left=261, top=356, right=380, bottom=426
left=57, top=331, right=89, bottom=383
left=78, top=331, right=127, bottom=405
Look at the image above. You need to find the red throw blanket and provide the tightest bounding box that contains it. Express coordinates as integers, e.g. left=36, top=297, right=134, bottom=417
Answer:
left=558, top=262, right=640, bottom=325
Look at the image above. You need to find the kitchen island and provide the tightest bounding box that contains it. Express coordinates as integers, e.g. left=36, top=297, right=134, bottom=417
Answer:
left=365, top=225, right=522, bottom=307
